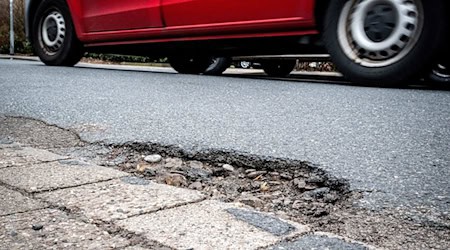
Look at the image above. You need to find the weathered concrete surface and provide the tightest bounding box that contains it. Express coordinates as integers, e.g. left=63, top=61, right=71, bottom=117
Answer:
left=0, top=116, right=83, bottom=149
left=0, top=186, right=46, bottom=216
left=0, top=160, right=128, bottom=193
left=118, top=200, right=309, bottom=250
left=0, top=209, right=130, bottom=249
left=37, top=176, right=205, bottom=222
left=0, top=145, right=68, bottom=169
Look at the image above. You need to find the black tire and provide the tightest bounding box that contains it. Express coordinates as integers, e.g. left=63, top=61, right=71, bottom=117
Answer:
left=429, top=63, right=450, bottom=83
left=32, top=0, right=83, bottom=66
left=323, top=0, right=448, bottom=86
left=261, top=60, right=296, bottom=77
left=204, top=57, right=232, bottom=75
left=429, top=32, right=450, bottom=83
left=169, top=56, right=211, bottom=74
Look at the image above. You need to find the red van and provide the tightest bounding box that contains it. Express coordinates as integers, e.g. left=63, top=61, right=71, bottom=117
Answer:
left=25, top=0, right=449, bottom=85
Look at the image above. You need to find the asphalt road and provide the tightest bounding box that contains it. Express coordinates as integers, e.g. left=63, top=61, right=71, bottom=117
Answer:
left=1, top=59, right=449, bottom=219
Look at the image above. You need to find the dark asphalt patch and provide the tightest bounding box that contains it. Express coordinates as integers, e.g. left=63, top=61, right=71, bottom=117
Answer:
left=269, top=234, right=368, bottom=250
left=226, top=208, right=296, bottom=236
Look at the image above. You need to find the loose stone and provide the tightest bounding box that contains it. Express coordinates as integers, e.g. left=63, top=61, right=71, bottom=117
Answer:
left=144, top=154, right=162, bottom=163
left=184, top=168, right=212, bottom=179
left=293, top=178, right=306, bottom=190
left=247, top=171, right=267, bottom=179
left=269, top=172, right=280, bottom=180
left=245, top=169, right=257, bottom=174
left=260, top=182, right=270, bottom=192
left=306, top=175, right=325, bottom=184
left=280, top=173, right=293, bottom=180
left=324, top=192, right=339, bottom=203
left=164, top=173, right=187, bottom=187
left=136, top=163, right=150, bottom=173
left=164, top=158, right=183, bottom=169
left=222, top=164, right=235, bottom=172
left=188, top=181, right=203, bottom=190
left=188, top=160, right=204, bottom=169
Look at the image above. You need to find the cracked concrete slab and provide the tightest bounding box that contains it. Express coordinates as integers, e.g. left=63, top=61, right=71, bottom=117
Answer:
left=37, top=177, right=205, bottom=222
left=0, top=186, right=46, bottom=216
left=0, top=208, right=130, bottom=249
left=0, top=145, right=68, bottom=169
left=0, top=160, right=128, bottom=193
left=117, top=200, right=309, bottom=250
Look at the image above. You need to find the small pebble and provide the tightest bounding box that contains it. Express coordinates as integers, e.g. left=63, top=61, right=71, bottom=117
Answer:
left=144, top=154, right=162, bottom=163
left=188, top=161, right=204, bottom=169
left=247, top=171, right=267, bottom=179
left=222, top=164, right=235, bottom=172
left=280, top=173, right=293, bottom=180
left=245, top=169, right=257, bottom=174
left=188, top=181, right=203, bottom=190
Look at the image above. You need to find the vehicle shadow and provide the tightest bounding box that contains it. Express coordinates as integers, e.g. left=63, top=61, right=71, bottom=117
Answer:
left=223, top=71, right=450, bottom=91
left=29, top=61, right=450, bottom=92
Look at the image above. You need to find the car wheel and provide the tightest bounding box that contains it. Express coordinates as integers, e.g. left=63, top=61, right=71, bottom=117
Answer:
left=32, top=0, right=83, bottom=66
left=239, top=61, right=252, bottom=69
left=169, top=56, right=211, bottom=74
left=429, top=63, right=450, bottom=83
left=261, top=60, right=296, bottom=77
left=323, top=0, right=447, bottom=86
left=204, top=57, right=231, bottom=75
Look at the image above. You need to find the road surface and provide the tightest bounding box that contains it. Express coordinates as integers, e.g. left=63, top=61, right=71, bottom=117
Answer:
left=1, top=58, right=449, bottom=222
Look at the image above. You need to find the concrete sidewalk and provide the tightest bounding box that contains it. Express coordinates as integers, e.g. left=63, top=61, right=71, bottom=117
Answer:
left=0, top=143, right=374, bottom=249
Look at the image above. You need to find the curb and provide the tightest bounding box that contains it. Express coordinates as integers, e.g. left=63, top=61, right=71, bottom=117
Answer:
left=0, top=54, right=40, bottom=61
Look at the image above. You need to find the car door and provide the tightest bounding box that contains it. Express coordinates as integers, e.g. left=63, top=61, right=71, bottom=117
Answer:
left=161, top=0, right=311, bottom=28
left=78, top=0, right=163, bottom=32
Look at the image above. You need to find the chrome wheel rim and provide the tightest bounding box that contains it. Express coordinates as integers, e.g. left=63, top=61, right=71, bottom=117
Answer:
left=240, top=61, right=251, bottom=68
left=338, top=0, right=424, bottom=67
left=40, top=11, right=66, bottom=55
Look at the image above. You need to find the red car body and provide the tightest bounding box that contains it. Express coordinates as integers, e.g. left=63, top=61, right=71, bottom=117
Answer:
left=25, top=0, right=321, bottom=52
left=67, top=0, right=317, bottom=45
left=25, top=0, right=449, bottom=84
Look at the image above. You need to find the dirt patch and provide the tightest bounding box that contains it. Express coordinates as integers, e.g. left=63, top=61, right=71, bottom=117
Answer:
left=113, top=145, right=352, bottom=221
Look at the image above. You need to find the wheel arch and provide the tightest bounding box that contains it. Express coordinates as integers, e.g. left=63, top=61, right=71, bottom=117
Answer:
left=314, top=0, right=331, bottom=32
left=25, top=0, right=43, bottom=42
left=26, top=0, right=83, bottom=43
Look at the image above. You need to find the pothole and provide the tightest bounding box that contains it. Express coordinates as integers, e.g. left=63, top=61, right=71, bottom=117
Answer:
left=75, top=142, right=358, bottom=226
